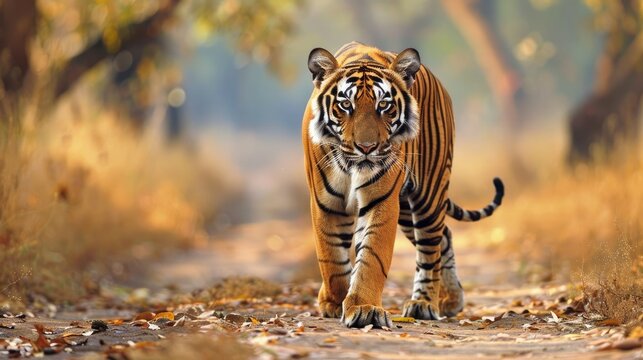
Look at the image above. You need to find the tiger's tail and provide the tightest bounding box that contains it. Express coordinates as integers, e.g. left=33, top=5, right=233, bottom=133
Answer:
left=446, top=177, right=504, bottom=222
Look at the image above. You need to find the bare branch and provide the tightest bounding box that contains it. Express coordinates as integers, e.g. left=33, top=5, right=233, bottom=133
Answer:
left=53, top=0, right=182, bottom=100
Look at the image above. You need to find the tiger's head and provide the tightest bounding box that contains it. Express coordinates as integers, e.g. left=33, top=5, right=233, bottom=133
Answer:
left=307, top=47, right=421, bottom=172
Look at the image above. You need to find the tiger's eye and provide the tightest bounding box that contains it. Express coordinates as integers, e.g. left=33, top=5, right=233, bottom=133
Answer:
left=340, top=100, right=351, bottom=109
left=378, top=100, right=389, bottom=109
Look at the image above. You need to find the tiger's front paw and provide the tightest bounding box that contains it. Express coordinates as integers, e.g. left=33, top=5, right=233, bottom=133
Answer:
left=319, top=300, right=343, bottom=318
left=341, top=304, right=392, bottom=328
left=402, top=299, right=441, bottom=320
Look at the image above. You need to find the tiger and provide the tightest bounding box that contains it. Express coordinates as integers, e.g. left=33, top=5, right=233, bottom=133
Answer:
left=301, top=41, right=504, bottom=328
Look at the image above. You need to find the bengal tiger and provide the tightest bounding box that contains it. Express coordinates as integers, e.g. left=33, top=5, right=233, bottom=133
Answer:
left=302, top=41, right=504, bottom=328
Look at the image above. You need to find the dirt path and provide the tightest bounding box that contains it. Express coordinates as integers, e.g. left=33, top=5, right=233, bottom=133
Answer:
left=1, top=221, right=641, bottom=359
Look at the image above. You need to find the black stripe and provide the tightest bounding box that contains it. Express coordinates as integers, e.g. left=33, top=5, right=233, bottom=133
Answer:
left=493, top=177, right=504, bottom=205
left=416, top=236, right=442, bottom=246
left=358, top=170, right=402, bottom=217
left=314, top=192, right=349, bottom=217
left=324, top=239, right=352, bottom=248
left=419, top=248, right=437, bottom=255
left=440, top=236, right=451, bottom=255
left=355, top=242, right=364, bottom=256
left=441, top=254, right=455, bottom=265
left=361, top=245, right=387, bottom=278
left=329, top=269, right=351, bottom=286
left=319, top=258, right=350, bottom=265
left=415, top=278, right=439, bottom=284
left=322, top=230, right=353, bottom=241
left=316, top=162, right=344, bottom=199
left=412, top=207, right=443, bottom=228
left=356, top=165, right=390, bottom=190
left=417, top=258, right=441, bottom=270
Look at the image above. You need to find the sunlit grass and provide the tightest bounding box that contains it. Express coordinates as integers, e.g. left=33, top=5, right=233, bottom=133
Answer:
left=453, top=132, right=642, bottom=322
left=0, top=96, right=239, bottom=305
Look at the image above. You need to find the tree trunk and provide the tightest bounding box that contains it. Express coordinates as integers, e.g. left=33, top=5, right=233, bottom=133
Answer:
left=441, top=0, right=526, bottom=174
left=567, top=0, right=643, bottom=165
left=0, top=0, right=37, bottom=97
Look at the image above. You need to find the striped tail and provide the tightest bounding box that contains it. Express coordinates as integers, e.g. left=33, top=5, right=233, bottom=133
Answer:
left=446, top=177, right=504, bottom=222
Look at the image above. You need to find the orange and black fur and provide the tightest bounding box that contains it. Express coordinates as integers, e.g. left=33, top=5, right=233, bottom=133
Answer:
left=302, top=42, right=503, bottom=328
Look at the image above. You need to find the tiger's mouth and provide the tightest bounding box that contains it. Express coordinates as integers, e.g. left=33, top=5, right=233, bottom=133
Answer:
left=342, top=151, right=394, bottom=171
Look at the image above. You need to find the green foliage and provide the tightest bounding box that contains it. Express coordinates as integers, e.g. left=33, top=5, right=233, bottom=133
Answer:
left=188, top=0, right=301, bottom=75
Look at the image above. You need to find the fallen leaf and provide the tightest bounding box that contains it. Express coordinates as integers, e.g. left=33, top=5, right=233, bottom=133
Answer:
left=134, top=312, right=155, bottom=321
left=153, top=312, right=175, bottom=321
left=33, top=324, right=50, bottom=350
left=546, top=311, right=560, bottom=323
left=130, top=319, right=148, bottom=327
left=391, top=317, right=415, bottom=323
left=597, top=318, right=621, bottom=327
left=361, top=324, right=374, bottom=333
left=290, top=350, right=310, bottom=359
left=224, top=313, right=246, bottom=325
left=49, top=337, right=70, bottom=347
left=197, top=310, right=215, bottom=319
left=294, top=322, right=305, bottom=333
left=399, top=332, right=409, bottom=338
left=173, top=316, right=186, bottom=327
left=91, top=320, right=108, bottom=332
left=323, top=337, right=337, bottom=343
left=295, top=312, right=311, bottom=318
left=628, top=326, right=643, bottom=339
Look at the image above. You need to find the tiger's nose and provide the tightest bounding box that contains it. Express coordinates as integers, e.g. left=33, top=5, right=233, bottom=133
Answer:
left=355, top=142, right=377, bottom=154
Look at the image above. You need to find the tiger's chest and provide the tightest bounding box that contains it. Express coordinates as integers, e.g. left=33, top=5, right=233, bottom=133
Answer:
left=324, top=165, right=407, bottom=216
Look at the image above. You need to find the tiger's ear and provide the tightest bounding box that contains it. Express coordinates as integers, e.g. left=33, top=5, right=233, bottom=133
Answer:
left=392, top=48, right=421, bottom=88
left=308, top=48, right=338, bottom=88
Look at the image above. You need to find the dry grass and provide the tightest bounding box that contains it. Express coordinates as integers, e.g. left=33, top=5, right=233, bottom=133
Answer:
left=489, top=164, right=641, bottom=278
left=582, top=236, right=642, bottom=324
left=0, top=98, right=239, bottom=305
left=449, top=126, right=642, bottom=322
left=468, top=156, right=643, bottom=322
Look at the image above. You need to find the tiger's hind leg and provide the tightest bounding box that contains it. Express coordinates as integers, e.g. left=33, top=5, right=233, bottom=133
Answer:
left=399, top=197, right=443, bottom=320
left=438, top=226, right=464, bottom=317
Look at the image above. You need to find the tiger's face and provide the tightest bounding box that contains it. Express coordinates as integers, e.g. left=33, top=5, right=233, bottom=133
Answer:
left=307, top=48, right=421, bottom=172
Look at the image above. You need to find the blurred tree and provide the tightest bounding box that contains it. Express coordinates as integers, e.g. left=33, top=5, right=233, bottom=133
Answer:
left=0, top=0, right=300, bottom=132
left=568, top=0, right=643, bottom=164
left=52, top=0, right=181, bottom=100
left=441, top=0, right=527, bottom=174
left=0, top=0, right=38, bottom=99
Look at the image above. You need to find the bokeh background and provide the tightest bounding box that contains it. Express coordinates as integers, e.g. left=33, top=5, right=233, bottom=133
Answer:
left=1, top=0, right=641, bottom=322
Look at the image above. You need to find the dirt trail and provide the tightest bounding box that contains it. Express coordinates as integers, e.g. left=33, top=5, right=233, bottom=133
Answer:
left=1, top=220, right=640, bottom=359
